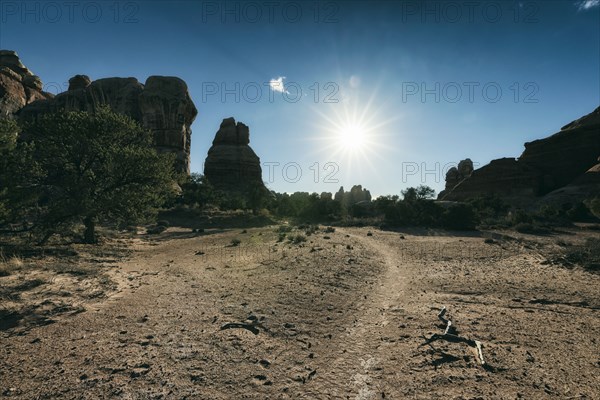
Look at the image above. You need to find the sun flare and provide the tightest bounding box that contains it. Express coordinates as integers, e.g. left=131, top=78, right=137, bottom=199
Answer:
left=338, top=123, right=367, bottom=150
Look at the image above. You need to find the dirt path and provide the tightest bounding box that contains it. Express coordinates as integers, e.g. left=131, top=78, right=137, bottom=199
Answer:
left=1, top=226, right=599, bottom=399
left=314, top=229, right=415, bottom=399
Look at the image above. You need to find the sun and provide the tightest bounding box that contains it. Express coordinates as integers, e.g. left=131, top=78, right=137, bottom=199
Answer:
left=305, top=80, right=399, bottom=172
left=338, top=123, right=367, bottom=150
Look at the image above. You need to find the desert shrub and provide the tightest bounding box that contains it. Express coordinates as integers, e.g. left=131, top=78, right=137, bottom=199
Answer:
left=469, top=194, right=509, bottom=222
left=566, top=202, right=594, bottom=222
left=324, top=226, right=335, bottom=233
left=537, top=204, right=561, bottom=219
left=277, top=225, right=292, bottom=233
left=230, top=238, right=241, bottom=246
left=564, top=238, right=600, bottom=273
left=305, top=225, right=319, bottom=235
left=291, top=234, right=307, bottom=244
left=383, top=201, right=416, bottom=226
left=147, top=225, right=167, bottom=234
left=277, top=233, right=286, bottom=242
left=586, top=197, right=600, bottom=218
left=514, top=222, right=534, bottom=233
left=414, top=200, right=444, bottom=227
left=219, top=194, right=248, bottom=211
left=380, top=187, right=445, bottom=227
left=272, top=191, right=342, bottom=221
left=157, top=220, right=170, bottom=228
left=0, top=254, right=24, bottom=277
left=511, top=209, right=533, bottom=225
left=442, top=203, right=478, bottom=230
left=373, top=195, right=399, bottom=216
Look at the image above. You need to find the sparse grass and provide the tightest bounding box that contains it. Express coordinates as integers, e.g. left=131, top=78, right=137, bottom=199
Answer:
left=277, top=225, right=292, bottom=233
left=0, top=254, right=25, bottom=277
left=564, top=238, right=600, bottom=273
left=304, top=225, right=319, bottom=236
left=290, top=234, right=307, bottom=244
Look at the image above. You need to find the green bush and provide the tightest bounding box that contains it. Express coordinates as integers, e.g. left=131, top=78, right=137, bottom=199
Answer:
left=442, top=203, right=478, bottom=230
left=511, top=209, right=533, bottom=225
left=515, top=222, right=534, bottom=233
left=566, top=202, right=594, bottom=222
left=292, top=234, right=307, bottom=244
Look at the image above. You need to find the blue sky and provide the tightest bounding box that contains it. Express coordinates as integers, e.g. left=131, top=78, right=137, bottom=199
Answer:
left=1, top=0, right=599, bottom=196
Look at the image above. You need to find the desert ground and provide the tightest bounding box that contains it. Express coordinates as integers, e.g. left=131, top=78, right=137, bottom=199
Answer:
left=1, top=224, right=599, bottom=399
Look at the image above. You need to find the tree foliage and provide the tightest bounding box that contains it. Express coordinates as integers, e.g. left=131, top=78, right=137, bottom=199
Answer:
left=5, top=107, right=176, bottom=243
left=0, top=118, right=20, bottom=221
left=178, top=173, right=220, bottom=207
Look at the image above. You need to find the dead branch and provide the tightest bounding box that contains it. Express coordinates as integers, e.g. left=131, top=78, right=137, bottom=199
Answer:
left=420, top=306, right=486, bottom=366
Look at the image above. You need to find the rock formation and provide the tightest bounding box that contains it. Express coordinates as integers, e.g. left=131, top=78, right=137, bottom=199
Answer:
left=440, top=107, right=600, bottom=205
left=1, top=50, right=197, bottom=174
left=0, top=50, right=53, bottom=117
left=334, top=185, right=372, bottom=206
left=538, top=159, right=600, bottom=206
left=204, top=117, right=267, bottom=195
left=439, top=159, right=474, bottom=198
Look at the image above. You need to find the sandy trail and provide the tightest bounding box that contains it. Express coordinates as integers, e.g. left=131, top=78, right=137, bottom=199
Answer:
left=1, top=226, right=599, bottom=399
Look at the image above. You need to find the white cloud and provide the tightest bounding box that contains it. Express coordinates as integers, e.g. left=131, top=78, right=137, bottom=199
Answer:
left=577, top=0, right=599, bottom=10
left=269, top=76, right=289, bottom=94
